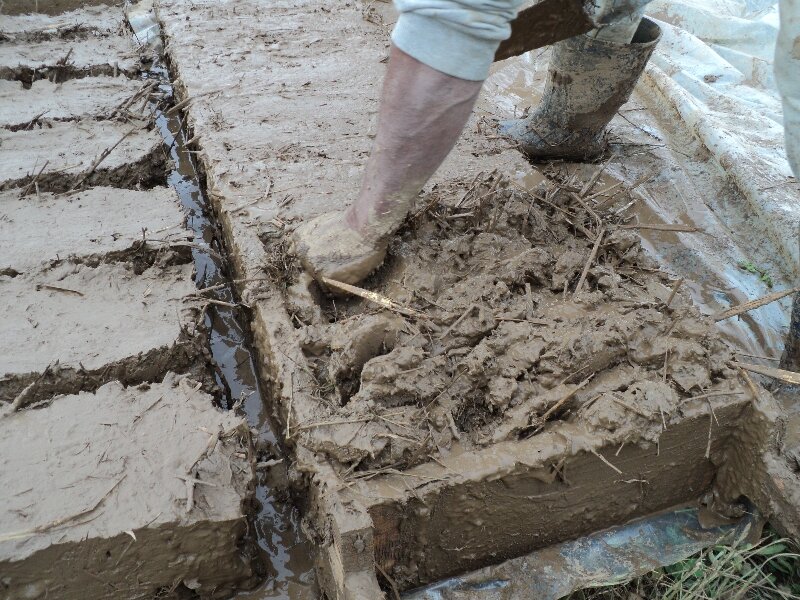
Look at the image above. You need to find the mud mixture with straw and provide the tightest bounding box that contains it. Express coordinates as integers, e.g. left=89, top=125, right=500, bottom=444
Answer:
left=278, top=171, right=748, bottom=475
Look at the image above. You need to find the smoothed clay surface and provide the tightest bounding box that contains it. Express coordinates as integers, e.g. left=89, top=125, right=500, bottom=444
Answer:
left=0, top=0, right=121, bottom=18
left=0, top=119, right=165, bottom=192
left=0, top=77, right=144, bottom=129
left=0, top=185, right=190, bottom=274
left=0, top=373, right=255, bottom=599
left=0, top=3, right=124, bottom=38
left=0, top=32, right=139, bottom=80
left=0, top=261, right=201, bottom=403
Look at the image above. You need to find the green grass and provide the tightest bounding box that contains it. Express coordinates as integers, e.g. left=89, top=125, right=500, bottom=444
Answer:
left=567, top=531, right=800, bottom=599
left=738, top=260, right=775, bottom=289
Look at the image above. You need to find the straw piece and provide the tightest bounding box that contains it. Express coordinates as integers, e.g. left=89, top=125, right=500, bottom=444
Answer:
left=714, top=287, right=799, bottom=322
left=736, top=362, right=800, bottom=385
left=620, top=223, right=701, bottom=233
left=321, top=277, right=425, bottom=319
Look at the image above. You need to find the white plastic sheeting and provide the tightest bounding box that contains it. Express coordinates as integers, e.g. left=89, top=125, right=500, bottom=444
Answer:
left=126, top=0, right=162, bottom=52
left=645, top=0, right=799, bottom=269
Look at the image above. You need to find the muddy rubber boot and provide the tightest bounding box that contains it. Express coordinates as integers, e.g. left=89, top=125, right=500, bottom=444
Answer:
left=501, top=17, right=661, bottom=161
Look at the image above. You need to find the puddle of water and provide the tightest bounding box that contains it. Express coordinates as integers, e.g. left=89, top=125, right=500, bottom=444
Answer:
left=146, top=64, right=317, bottom=599
left=483, top=49, right=546, bottom=118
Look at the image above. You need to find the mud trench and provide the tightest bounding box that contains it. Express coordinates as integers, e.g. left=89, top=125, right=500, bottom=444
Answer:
left=147, top=63, right=318, bottom=598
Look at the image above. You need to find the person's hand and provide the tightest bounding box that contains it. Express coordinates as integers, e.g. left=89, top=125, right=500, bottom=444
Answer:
left=291, top=211, right=388, bottom=285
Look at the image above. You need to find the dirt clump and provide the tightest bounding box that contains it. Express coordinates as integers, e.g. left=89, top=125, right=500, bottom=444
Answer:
left=280, top=173, right=740, bottom=475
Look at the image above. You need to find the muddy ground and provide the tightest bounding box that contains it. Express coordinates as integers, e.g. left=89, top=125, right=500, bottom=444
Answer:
left=1, top=374, right=255, bottom=600
left=1, top=0, right=798, bottom=599
left=487, top=54, right=798, bottom=358
left=0, top=4, right=266, bottom=599
left=284, top=174, right=742, bottom=473
left=1, top=0, right=121, bottom=17
left=154, top=0, right=800, bottom=596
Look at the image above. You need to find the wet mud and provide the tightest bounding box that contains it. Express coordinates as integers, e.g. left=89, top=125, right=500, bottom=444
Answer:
left=0, top=3, right=317, bottom=597
left=0, top=373, right=256, bottom=600
left=0, top=4, right=124, bottom=41
left=0, top=40, right=141, bottom=84
left=513, top=166, right=791, bottom=356
left=0, top=186, right=192, bottom=275
left=365, top=398, right=750, bottom=589
left=485, top=50, right=796, bottom=359
left=0, top=0, right=120, bottom=17
left=148, top=0, right=800, bottom=596
left=282, top=173, right=742, bottom=475
left=0, top=261, right=206, bottom=406
left=0, top=7, right=142, bottom=85
left=0, top=77, right=145, bottom=130
left=149, top=62, right=318, bottom=600
left=0, top=119, right=166, bottom=192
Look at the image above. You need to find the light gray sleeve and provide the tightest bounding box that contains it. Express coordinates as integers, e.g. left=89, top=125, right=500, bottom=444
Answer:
left=391, top=0, right=524, bottom=81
